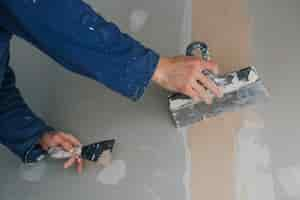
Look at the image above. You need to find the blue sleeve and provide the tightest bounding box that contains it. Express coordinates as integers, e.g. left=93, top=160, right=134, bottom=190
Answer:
left=0, top=0, right=160, bottom=100
left=0, top=45, right=54, bottom=163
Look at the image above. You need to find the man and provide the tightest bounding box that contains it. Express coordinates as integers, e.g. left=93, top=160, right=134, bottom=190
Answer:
left=0, top=0, right=223, bottom=173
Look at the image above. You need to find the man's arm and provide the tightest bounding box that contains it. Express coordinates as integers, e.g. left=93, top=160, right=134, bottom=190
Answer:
left=0, top=47, right=83, bottom=171
left=0, top=50, right=54, bottom=163
left=0, top=0, right=159, bottom=100
left=0, top=0, right=222, bottom=104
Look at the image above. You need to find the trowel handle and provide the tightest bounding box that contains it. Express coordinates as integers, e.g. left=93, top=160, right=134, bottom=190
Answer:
left=186, top=41, right=210, bottom=61
left=186, top=41, right=216, bottom=80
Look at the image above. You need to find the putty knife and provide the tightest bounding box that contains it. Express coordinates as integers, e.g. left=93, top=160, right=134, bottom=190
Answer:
left=48, top=139, right=115, bottom=162
left=168, top=42, right=270, bottom=127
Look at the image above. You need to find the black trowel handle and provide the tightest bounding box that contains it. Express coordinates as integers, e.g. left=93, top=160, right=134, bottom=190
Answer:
left=186, top=41, right=216, bottom=80
left=168, top=42, right=217, bottom=100
left=186, top=41, right=210, bottom=60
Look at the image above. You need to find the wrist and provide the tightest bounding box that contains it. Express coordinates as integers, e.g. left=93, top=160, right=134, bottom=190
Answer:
left=152, top=56, right=170, bottom=84
left=39, top=131, right=55, bottom=151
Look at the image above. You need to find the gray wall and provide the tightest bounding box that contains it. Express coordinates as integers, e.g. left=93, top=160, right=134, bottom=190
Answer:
left=0, top=0, right=190, bottom=200
left=1, top=0, right=300, bottom=200
left=243, top=0, right=300, bottom=199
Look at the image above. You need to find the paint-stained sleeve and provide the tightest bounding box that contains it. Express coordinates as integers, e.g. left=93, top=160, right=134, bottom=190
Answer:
left=0, top=65, right=54, bottom=163
left=0, top=0, right=160, bottom=100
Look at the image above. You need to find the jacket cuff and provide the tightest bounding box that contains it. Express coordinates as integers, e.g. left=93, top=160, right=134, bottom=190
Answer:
left=126, top=50, right=160, bottom=101
left=23, top=126, right=54, bottom=163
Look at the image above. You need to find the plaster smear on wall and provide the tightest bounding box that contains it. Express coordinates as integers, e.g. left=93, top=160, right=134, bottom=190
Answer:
left=96, top=160, right=126, bottom=185
left=144, top=184, right=161, bottom=200
left=178, top=128, right=192, bottom=200
left=19, top=161, right=46, bottom=183
left=277, top=165, right=300, bottom=198
left=129, top=9, right=149, bottom=33
left=235, top=112, right=275, bottom=200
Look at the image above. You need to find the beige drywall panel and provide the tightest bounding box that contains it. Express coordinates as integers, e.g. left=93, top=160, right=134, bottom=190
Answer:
left=189, top=112, right=242, bottom=200
left=189, top=0, right=252, bottom=199
left=192, top=0, right=252, bottom=73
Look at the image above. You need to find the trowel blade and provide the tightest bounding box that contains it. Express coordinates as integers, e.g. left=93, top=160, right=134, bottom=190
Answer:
left=168, top=67, right=270, bottom=128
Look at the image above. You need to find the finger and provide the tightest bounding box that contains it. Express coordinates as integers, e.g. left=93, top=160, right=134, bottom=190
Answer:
left=59, top=139, right=74, bottom=152
left=191, top=81, right=212, bottom=104
left=188, top=57, right=219, bottom=75
left=184, top=86, right=201, bottom=102
left=60, top=133, right=81, bottom=146
left=64, top=156, right=76, bottom=169
left=76, top=157, right=83, bottom=174
left=196, top=72, right=223, bottom=98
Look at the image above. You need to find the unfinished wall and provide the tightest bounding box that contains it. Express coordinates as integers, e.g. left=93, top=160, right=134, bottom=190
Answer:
left=1, top=0, right=300, bottom=200
left=189, top=0, right=251, bottom=199
left=0, top=0, right=191, bottom=200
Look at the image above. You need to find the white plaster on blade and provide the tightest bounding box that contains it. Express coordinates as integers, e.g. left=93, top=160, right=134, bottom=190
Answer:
left=96, top=160, right=126, bottom=185
left=235, top=115, right=275, bottom=200
left=178, top=128, right=191, bottom=200
left=19, top=161, right=46, bottom=183
left=223, top=67, right=259, bottom=94
left=129, top=10, right=149, bottom=33
left=277, top=165, right=300, bottom=198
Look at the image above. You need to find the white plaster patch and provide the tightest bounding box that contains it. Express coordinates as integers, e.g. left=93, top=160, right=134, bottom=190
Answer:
left=152, top=169, right=168, bottom=178
left=129, top=10, right=149, bottom=33
left=19, top=161, right=46, bottom=183
left=144, top=184, right=161, bottom=200
left=97, top=150, right=113, bottom=168
left=96, top=160, right=126, bottom=185
left=277, top=165, right=300, bottom=198
left=178, top=128, right=191, bottom=200
left=235, top=121, right=275, bottom=200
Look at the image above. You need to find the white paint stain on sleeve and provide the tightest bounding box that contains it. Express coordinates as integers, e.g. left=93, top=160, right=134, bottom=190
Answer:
left=19, top=161, right=46, bottom=183
left=129, top=10, right=149, bottom=33
left=277, top=165, right=300, bottom=198
left=96, top=160, right=126, bottom=185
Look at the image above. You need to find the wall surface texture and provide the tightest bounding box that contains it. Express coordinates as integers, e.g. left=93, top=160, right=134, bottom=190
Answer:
left=1, top=0, right=300, bottom=200
left=0, top=0, right=191, bottom=200
left=189, top=0, right=251, bottom=199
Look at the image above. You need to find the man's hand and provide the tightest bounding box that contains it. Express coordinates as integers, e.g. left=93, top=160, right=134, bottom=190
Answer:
left=152, top=56, right=223, bottom=104
left=39, top=131, right=83, bottom=174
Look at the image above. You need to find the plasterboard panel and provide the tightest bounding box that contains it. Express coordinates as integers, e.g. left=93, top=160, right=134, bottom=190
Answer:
left=189, top=0, right=252, bottom=199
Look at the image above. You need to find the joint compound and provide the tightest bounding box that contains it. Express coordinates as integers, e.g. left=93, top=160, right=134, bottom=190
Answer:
left=96, top=160, right=126, bottom=185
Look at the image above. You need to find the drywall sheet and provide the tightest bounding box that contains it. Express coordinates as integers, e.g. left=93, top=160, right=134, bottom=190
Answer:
left=246, top=0, right=300, bottom=199
left=189, top=0, right=252, bottom=199
left=190, top=0, right=300, bottom=200
left=0, top=0, right=191, bottom=200
left=192, top=0, right=252, bottom=73
left=188, top=112, right=242, bottom=200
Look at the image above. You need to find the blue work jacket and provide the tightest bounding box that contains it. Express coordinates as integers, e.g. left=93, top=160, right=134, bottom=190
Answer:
left=0, top=0, right=159, bottom=163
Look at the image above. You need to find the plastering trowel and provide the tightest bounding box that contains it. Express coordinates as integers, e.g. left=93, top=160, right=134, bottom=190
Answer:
left=169, top=42, right=270, bottom=127
left=48, top=139, right=115, bottom=164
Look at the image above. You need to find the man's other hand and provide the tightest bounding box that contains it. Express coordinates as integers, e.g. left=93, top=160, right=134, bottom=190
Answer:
left=152, top=56, right=223, bottom=104
left=39, top=131, right=83, bottom=174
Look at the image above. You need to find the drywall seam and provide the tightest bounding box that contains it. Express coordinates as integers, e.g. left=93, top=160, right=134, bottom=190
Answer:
left=179, top=0, right=192, bottom=54
left=179, top=127, right=192, bottom=200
